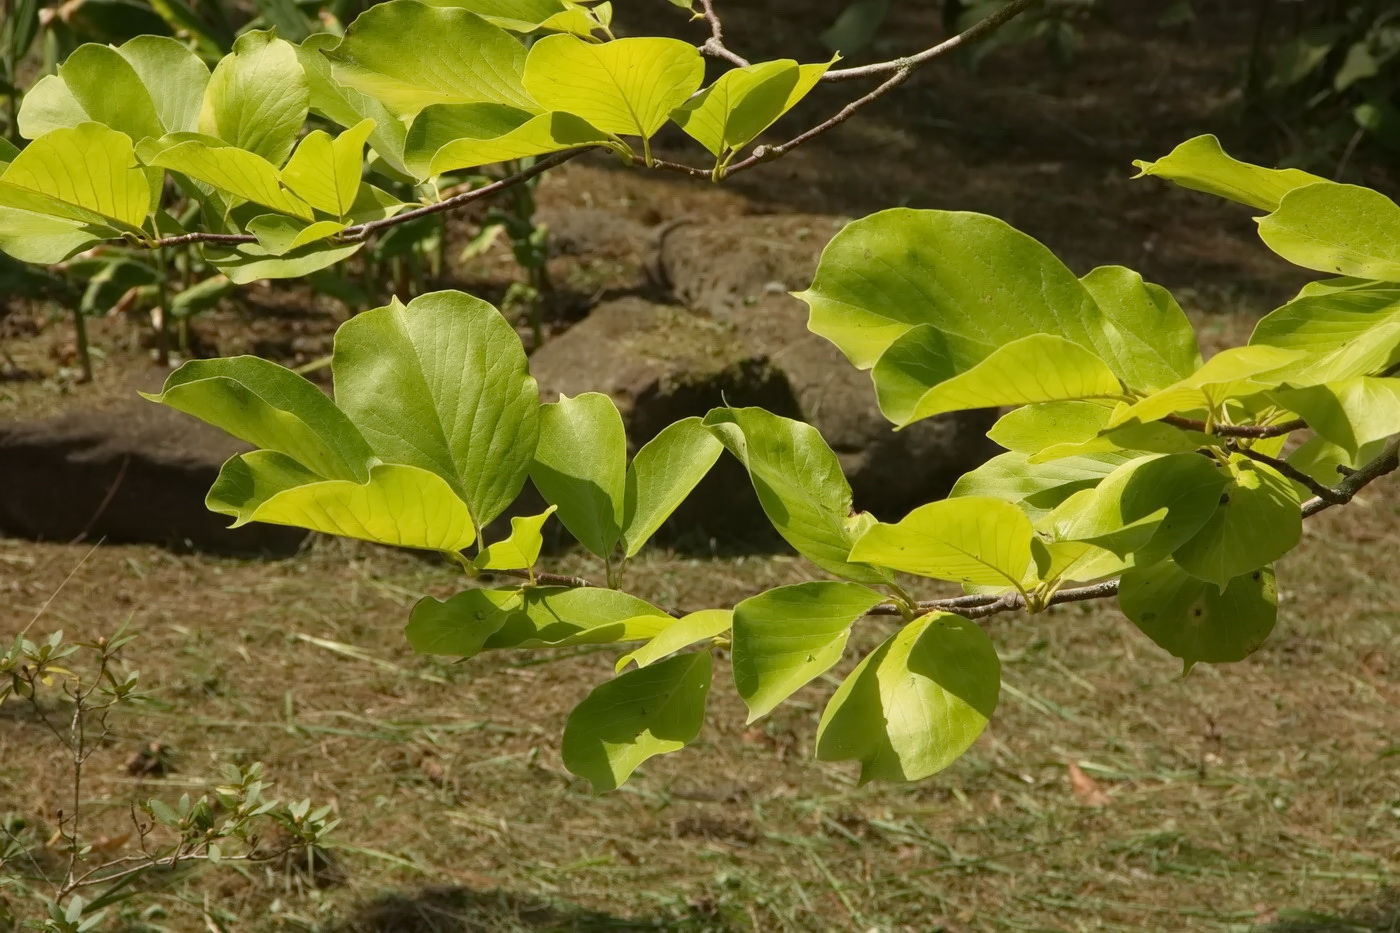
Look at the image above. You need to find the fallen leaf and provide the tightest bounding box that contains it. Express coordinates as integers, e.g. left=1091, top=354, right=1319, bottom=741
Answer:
left=1067, top=761, right=1110, bottom=807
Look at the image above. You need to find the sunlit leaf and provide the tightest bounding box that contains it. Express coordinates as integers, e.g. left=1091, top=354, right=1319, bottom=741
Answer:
left=1172, top=456, right=1301, bottom=588
left=1273, top=377, right=1400, bottom=458
left=1119, top=560, right=1276, bottom=669
left=480, top=587, right=672, bottom=652
left=849, top=497, right=1034, bottom=589
left=1257, top=182, right=1400, bottom=281
left=816, top=612, right=999, bottom=784
left=531, top=392, right=626, bottom=559
left=247, top=215, right=347, bottom=254
left=732, top=582, right=883, bottom=722
left=950, top=450, right=1135, bottom=520
left=1132, top=134, right=1325, bottom=211
left=1080, top=265, right=1201, bottom=392
left=618, top=609, right=731, bottom=671
left=203, top=238, right=363, bottom=284
left=1109, top=345, right=1309, bottom=428
left=562, top=650, right=712, bottom=792
left=0, top=124, right=153, bottom=232
left=404, top=103, right=614, bottom=179
left=987, top=401, right=1114, bottom=453
left=297, top=34, right=410, bottom=177
left=621, top=417, right=724, bottom=558
left=333, top=291, right=540, bottom=530
left=673, top=57, right=834, bottom=158
left=281, top=119, right=375, bottom=217
left=148, top=136, right=315, bottom=219
left=53, top=43, right=165, bottom=142
left=405, top=586, right=525, bottom=657
left=473, top=506, right=557, bottom=571
left=702, top=407, right=892, bottom=584
left=199, top=29, right=309, bottom=165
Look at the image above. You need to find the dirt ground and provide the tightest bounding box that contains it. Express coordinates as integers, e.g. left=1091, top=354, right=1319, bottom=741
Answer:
left=3, top=2, right=1399, bottom=931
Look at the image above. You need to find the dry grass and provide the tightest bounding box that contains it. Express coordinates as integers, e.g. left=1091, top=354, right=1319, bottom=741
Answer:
left=2, top=466, right=1398, bottom=933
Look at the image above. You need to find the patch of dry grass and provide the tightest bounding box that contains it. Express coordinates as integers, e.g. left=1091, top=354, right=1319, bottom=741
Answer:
left=2, top=474, right=1398, bottom=933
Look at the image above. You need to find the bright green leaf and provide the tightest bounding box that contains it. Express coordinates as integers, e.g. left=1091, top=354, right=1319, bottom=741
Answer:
left=816, top=612, right=999, bottom=784
left=988, top=401, right=1114, bottom=453
left=951, top=449, right=1135, bottom=520
left=148, top=137, right=315, bottom=219
left=530, top=392, right=627, bottom=559
left=702, top=407, right=892, bottom=584
left=473, top=506, right=557, bottom=571
left=55, top=43, right=165, bottom=143
left=1119, top=560, right=1277, bottom=668
left=247, top=215, right=347, bottom=254
left=15, top=75, right=88, bottom=139
left=143, top=355, right=373, bottom=480
left=203, top=238, right=363, bottom=284
left=1080, top=265, right=1201, bottom=392
left=404, top=103, right=615, bottom=180
left=119, top=36, right=211, bottom=135
left=1273, top=377, right=1400, bottom=458
left=1131, top=134, right=1325, bottom=212
left=281, top=119, right=375, bottom=217
left=0, top=124, right=153, bottom=232
left=1257, top=183, right=1400, bottom=281
left=731, top=581, right=884, bottom=722
left=849, top=497, right=1034, bottom=589
left=199, top=30, right=309, bottom=165
left=1109, top=345, right=1309, bottom=428
left=562, top=650, right=712, bottom=792
left=480, top=587, right=672, bottom=652
left=333, top=291, right=540, bottom=530
left=1172, top=456, right=1301, bottom=588
left=673, top=57, right=833, bottom=158
left=297, top=34, right=409, bottom=177
left=618, top=609, right=731, bottom=671
left=621, top=417, right=724, bottom=558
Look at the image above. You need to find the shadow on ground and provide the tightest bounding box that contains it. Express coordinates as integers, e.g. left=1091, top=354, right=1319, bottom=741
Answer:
left=1258, top=888, right=1400, bottom=932
left=328, top=885, right=734, bottom=933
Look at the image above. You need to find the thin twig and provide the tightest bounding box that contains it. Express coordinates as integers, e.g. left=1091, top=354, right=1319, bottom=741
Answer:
left=1232, top=444, right=1345, bottom=503
left=697, top=0, right=750, bottom=68
left=1163, top=414, right=1306, bottom=438
left=1301, top=435, right=1400, bottom=518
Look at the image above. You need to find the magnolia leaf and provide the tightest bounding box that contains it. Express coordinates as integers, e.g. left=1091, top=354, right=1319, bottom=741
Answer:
left=0, top=124, right=153, bottom=232
left=247, top=215, right=347, bottom=254
left=480, top=587, right=672, bottom=652
left=281, top=119, right=375, bottom=217
left=950, top=450, right=1135, bottom=520
left=1172, top=457, right=1301, bottom=588
left=148, top=137, right=314, bottom=220
left=405, top=586, right=525, bottom=657
left=213, top=460, right=477, bottom=550
left=1080, top=265, right=1201, bottom=393
left=621, top=417, right=724, bottom=558
left=816, top=612, right=999, bottom=784
left=1132, top=134, right=1325, bottom=211
left=849, top=497, right=1035, bottom=589
left=203, top=238, right=363, bottom=284
left=473, top=506, right=557, bottom=571
left=673, top=57, right=833, bottom=158
left=207, top=449, right=320, bottom=520
left=988, top=401, right=1114, bottom=453
left=873, top=331, right=1124, bottom=426
left=1119, top=560, right=1277, bottom=669
left=1109, top=345, right=1309, bottom=428
left=53, top=43, right=164, bottom=142
left=404, top=103, right=614, bottom=180
left=119, top=36, right=211, bottom=135
left=702, top=407, right=892, bottom=584
left=143, top=356, right=373, bottom=480
left=530, top=392, right=627, bottom=559
left=296, top=34, right=409, bottom=177
left=0, top=207, right=109, bottom=263
left=797, top=210, right=1144, bottom=388
left=617, top=609, right=732, bottom=671
left=1257, top=183, right=1400, bottom=281
left=1273, top=377, right=1400, bottom=458
left=562, top=650, right=712, bottom=792
left=328, top=2, right=533, bottom=117
left=333, top=291, right=539, bottom=530
left=523, top=36, right=704, bottom=143
left=418, top=0, right=573, bottom=32
left=14, top=75, right=88, bottom=139
left=1045, top=453, right=1229, bottom=565
left=1030, top=420, right=1217, bottom=463
left=199, top=30, right=309, bottom=165
left=1250, top=284, right=1400, bottom=383
left=732, top=581, right=884, bottom=722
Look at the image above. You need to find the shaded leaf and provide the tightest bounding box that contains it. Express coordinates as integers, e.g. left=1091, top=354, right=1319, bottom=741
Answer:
left=530, top=392, right=626, bottom=559
left=1119, top=560, right=1276, bottom=668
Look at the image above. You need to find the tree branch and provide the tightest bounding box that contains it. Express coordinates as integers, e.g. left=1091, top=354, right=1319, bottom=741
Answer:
left=1232, top=444, right=1345, bottom=503
left=1163, top=414, right=1306, bottom=438
left=1301, top=435, right=1400, bottom=518
left=697, top=0, right=750, bottom=68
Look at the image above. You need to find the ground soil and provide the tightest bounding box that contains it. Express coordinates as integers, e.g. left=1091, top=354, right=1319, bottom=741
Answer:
left=2, top=2, right=1399, bottom=931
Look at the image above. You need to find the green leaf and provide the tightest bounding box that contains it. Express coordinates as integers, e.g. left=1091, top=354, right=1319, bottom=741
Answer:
left=0, top=209, right=108, bottom=264
left=405, top=586, right=524, bottom=657
left=118, top=36, right=211, bottom=135
left=1172, top=456, right=1301, bottom=588
left=1109, top=345, right=1308, bottom=428
left=621, top=417, right=724, bottom=558
left=479, top=587, right=672, bottom=652
left=15, top=75, right=89, bottom=139
left=849, top=497, right=1034, bottom=589
left=1273, top=377, right=1400, bottom=458
left=404, top=103, right=614, bottom=180
left=473, top=506, right=557, bottom=571
left=797, top=209, right=1149, bottom=390
left=328, top=2, right=533, bottom=117
left=1079, top=265, right=1202, bottom=392
left=199, top=30, right=309, bottom=165
left=213, top=460, right=477, bottom=550
left=523, top=36, right=704, bottom=146
left=1119, top=560, right=1276, bottom=668
left=1250, top=282, right=1400, bottom=383
left=1131, top=134, right=1325, bottom=212
left=0, top=124, right=154, bottom=232
left=1044, top=453, right=1229, bottom=566
left=951, top=450, right=1135, bottom=520
left=672, top=57, right=833, bottom=158
left=148, top=136, right=315, bottom=220
left=617, top=609, right=731, bottom=671
left=530, top=392, right=627, bottom=559
left=701, top=407, right=892, bottom=584
left=816, top=612, right=999, bottom=784
left=1256, top=182, right=1400, bottom=281
left=873, top=332, right=1124, bottom=426
left=419, top=0, right=575, bottom=33
left=247, top=215, right=347, bottom=254
left=297, top=34, right=410, bottom=177
left=1030, top=420, right=1218, bottom=464
left=731, top=582, right=884, bottom=722
left=562, top=650, right=712, bottom=792
left=54, top=43, right=165, bottom=143
left=333, top=291, right=540, bottom=530
left=988, top=401, right=1114, bottom=453
left=203, top=238, right=363, bottom=284
left=143, top=356, right=373, bottom=480
left=281, top=119, right=375, bottom=218
left=207, top=449, right=320, bottom=521
left=169, top=273, right=235, bottom=320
